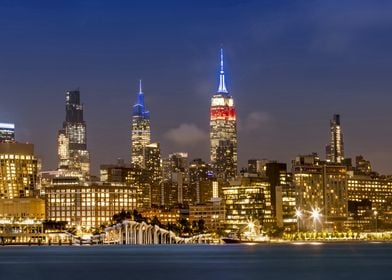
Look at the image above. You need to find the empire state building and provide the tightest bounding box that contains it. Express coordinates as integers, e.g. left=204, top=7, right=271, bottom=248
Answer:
left=210, top=49, right=237, bottom=180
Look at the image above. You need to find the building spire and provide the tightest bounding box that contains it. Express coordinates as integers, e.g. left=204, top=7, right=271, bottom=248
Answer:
left=139, top=79, right=142, bottom=93
left=217, top=48, right=228, bottom=94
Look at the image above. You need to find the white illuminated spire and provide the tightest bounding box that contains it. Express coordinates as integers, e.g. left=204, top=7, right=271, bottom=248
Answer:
left=139, top=79, right=142, bottom=93
left=217, top=48, right=228, bottom=94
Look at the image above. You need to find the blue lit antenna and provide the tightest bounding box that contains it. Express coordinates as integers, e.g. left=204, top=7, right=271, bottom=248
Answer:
left=217, top=48, right=228, bottom=94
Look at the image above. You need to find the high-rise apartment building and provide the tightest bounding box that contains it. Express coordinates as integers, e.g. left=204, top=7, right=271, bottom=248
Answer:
left=0, top=123, right=15, bottom=143
left=293, top=153, right=348, bottom=230
left=0, top=143, right=38, bottom=199
left=222, top=176, right=272, bottom=233
left=131, top=80, right=151, bottom=167
left=210, top=49, right=237, bottom=180
left=326, top=114, right=344, bottom=163
left=57, top=90, right=90, bottom=176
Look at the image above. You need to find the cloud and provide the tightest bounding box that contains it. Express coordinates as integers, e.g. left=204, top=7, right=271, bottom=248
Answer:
left=243, top=111, right=272, bottom=132
left=165, top=123, right=208, bottom=146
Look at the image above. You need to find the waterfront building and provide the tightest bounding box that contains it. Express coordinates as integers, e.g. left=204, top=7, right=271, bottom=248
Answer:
left=131, top=80, right=151, bottom=167
left=222, top=176, right=272, bottom=233
left=0, top=197, right=45, bottom=220
left=0, top=123, right=15, bottom=143
left=189, top=200, right=225, bottom=232
left=45, top=182, right=138, bottom=229
left=347, top=174, right=392, bottom=230
left=210, top=49, right=237, bottom=180
left=326, top=114, right=344, bottom=163
left=0, top=143, right=38, bottom=199
left=293, top=153, right=348, bottom=230
left=57, top=90, right=90, bottom=176
left=141, top=207, right=181, bottom=225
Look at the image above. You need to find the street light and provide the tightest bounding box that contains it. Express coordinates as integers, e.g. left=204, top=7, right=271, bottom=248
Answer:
left=295, top=208, right=303, bottom=234
left=374, top=210, right=378, bottom=233
left=311, top=208, right=321, bottom=232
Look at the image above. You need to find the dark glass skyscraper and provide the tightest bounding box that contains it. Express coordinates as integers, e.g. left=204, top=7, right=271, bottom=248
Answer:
left=58, top=90, right=90, bottom=176
left=326, top=114, right=344, bottom=163
left=210, top=49, right=237, bottom=180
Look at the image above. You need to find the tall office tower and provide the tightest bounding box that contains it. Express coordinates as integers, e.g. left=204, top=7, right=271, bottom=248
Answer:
left=58, top=90, right=90, bottom=176
left=326, top=114, right=344, bottom=163
left=0, top=143, right=38, bottom=199
left=210, top=49, right=237, bottom=180
left=144, top=142, right=162, bottom=206
left=131, top=80, right=151, bottom=167
left=0, top=123, right=15, bottom=143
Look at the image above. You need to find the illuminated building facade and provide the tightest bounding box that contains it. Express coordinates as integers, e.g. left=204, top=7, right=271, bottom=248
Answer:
left=189, top=200, right=225, bottom=232
left=293, top=153, right=348, bottom=229
left=163, top=153, right=189, bottom=206
left=347, top=175, right=392, bottom=229
left=58, top=90, right=90, bottom=176
left=222, top=176, right=272, bottom=232
left=0, top=143, right=38, bottom=199
left=143, top=143, right=162, bottom=206
left=210, top=49, right=237, bottom=180
left=326, top=114, right=344, bottom=163
left=0, top=197, right=45, bottom=220
left=141, top=208, right=180, bottom=225
left=131, top=80, right=151, bottom=167
left=45, top=183, right=138, bottom=229
left=0, top=123, right=15, bottom=143
left=100, top=161, right=150, bottom=210
left=189, top=159, right=213, bottom=204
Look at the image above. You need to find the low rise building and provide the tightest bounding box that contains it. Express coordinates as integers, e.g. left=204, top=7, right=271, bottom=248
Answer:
left=45, top=182, right=138, bottom=229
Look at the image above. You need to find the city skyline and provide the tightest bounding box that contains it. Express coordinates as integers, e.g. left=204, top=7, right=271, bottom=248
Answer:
left=1, top=1, right=392, bottom=175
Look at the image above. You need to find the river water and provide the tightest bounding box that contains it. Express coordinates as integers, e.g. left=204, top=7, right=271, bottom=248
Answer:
left=0, top=242, right=391, bottom=280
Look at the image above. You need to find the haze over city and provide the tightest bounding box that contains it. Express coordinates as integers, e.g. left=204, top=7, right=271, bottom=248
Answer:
left=1, top=0, right=392, bottom=175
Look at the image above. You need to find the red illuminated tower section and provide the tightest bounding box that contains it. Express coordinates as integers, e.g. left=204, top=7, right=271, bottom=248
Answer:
left=210, top=49, right=237, bottom=180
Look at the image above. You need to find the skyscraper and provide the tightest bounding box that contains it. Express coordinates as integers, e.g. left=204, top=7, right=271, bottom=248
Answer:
left=57, top=90, right=90, bottom=176
left=210, top=49, right=237, bottom=180
left=0, top=123, right=15, bottom=143
left=326, top=114, right=344, bottom=163
left=131, top=80, right=151, bottom=167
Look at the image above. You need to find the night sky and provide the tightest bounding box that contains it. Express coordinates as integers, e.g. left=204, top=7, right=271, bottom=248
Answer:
left=1, top=0, right=392, bottom=175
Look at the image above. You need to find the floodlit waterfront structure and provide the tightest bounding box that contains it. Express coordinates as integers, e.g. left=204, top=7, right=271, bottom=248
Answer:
left=131, top=80, right=151, bottom=167
left=326, top=114, right=344, bottom=163
left=0, top=123, right=15, bottom=143
left=57, top=90, right=90, bottom=176
left=210, top=49, right=237, bottom=180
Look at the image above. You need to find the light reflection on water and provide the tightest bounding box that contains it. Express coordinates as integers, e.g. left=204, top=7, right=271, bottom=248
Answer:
left=0, top=243, right=391, bottom=280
